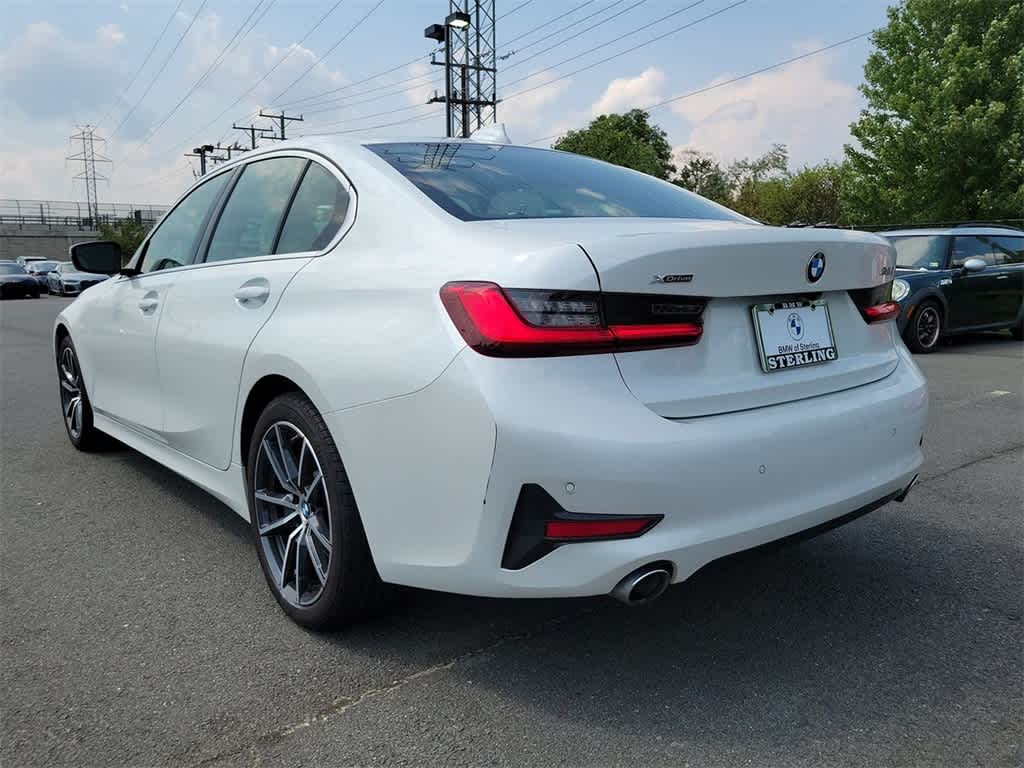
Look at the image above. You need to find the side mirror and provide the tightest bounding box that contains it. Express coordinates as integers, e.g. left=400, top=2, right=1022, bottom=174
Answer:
left=70, top=241, right=122, bottom=276
left=962, top=257, right=987, bottom=274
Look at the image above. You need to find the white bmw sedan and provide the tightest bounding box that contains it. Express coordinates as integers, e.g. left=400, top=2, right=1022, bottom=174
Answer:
left=57, top=137, right=927, bottom=629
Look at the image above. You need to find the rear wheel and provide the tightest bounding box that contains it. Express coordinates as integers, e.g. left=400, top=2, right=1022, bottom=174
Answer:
left=905, top=301, right=942, bottom=353
left=56, top=336, right=105, bottom=451
left=247, top=393, right=385, bottom=630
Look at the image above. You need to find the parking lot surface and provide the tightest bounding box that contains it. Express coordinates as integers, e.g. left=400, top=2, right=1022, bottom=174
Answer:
left=2, top=296, right=1021, bottom=767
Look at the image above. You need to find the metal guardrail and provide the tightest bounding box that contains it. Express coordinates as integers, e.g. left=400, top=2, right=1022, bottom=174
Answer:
left=0, top=199, right=168, bottom=231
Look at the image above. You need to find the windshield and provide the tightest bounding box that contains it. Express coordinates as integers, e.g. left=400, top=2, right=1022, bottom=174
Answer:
left=366, top=142, right=746, bottom=223
left=58, top=263, right=75, bottom=273
left=29, top=261, right=58, bottom=272
left=0, top=264, right=26, bottom=275
left=887, top=235, right=949, bottom=270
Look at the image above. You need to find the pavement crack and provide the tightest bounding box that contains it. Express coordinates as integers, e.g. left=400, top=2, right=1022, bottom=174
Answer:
left=919, top=443, right=1023, bottom=484
left=190, top=606, right=600, bottom=767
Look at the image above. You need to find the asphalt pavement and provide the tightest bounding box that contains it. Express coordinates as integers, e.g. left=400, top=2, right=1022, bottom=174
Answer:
left=1, top=295, right=1021, bottom=767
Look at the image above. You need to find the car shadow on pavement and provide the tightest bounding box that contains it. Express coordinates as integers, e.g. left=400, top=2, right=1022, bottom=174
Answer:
left=322, top=514, right=1021, bottom=763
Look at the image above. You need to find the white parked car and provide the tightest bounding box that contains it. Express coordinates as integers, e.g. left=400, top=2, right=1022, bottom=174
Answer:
left=56, top=138, right=928, bottom=629
left=47, top=261, right=110, bottom=296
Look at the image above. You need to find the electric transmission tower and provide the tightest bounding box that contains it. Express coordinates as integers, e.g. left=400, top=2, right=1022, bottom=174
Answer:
left=426, top=1, right=497, bottom=138
left=67, top=125, right=112, bottom=224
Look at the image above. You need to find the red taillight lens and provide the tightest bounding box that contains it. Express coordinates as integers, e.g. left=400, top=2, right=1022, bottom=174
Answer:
left=850, top=283, right=901, bottom=324
left=862, top=301, right=901, bottom=323
left=544, top=517, right=658, bottom=540
left=440, top=282, right=704, bottom=357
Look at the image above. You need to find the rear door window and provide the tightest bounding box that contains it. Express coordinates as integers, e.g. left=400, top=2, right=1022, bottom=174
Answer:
left=205, top=158, right=308, bottom=263
left=991, top=236, right=1024, bottom=265
left=276, top=162, right=350, bottom=254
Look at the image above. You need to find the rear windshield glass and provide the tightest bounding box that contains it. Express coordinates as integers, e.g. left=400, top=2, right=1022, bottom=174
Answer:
left=0, top=264, right=26, bottom=275
left=365, top=142, right=745, bottom=223
left=887, top=235, right=949, bottom=270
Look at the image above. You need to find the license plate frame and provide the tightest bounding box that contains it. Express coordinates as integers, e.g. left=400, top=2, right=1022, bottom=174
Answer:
left=751, top=299, right=839, bottom=373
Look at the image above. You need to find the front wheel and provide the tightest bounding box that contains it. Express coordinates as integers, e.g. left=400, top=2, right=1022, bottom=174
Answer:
left=56, top=336, right=105, bottom=451
left=247, top=392, right=385, bottom=630
left=905, top=301, right=942, bottom=354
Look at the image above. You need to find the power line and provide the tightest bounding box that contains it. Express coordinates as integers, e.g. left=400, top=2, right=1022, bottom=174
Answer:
left=270, top=0, right=387, bottom=103
left=525, top=33, right=872, bottom=145
left=96, top=0, right=187, bottom=129
left=503, top=0, right=537, bottom=16
left=500, top=0, right=627, bottom=62
left=503, top=0, right=745, bottom=97
left=140, top=0, right=276, bottom=145
left=109, top=0, right=211, bottom=141
left=291, top=0, right=627, bottom=119
left=279, top=0, right=592, bottom=115
left=301, top=0, right=743, bottom=138
left=158, top=0, right=348, bottom=156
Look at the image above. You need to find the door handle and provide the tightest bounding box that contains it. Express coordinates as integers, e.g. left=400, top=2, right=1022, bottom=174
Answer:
left=234, top=280, right=271, bottom=308
left=995, top=274, right=1010, bottom=280
left=138, top=296, right=159, bottom=313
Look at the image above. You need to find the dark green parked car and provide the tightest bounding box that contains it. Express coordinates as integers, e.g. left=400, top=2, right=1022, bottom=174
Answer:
left=881, top=225, right=1024, bottom=353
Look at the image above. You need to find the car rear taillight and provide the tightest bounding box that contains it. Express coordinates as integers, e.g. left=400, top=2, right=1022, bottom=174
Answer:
left=440, top=281, right=704, bottom=357
left=850, top=283, right=901, bottom=324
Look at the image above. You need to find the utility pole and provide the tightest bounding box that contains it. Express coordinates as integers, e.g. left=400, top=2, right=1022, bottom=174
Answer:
left=233, top=122, right=276, bottom=149
left=184, top=144, right=225, bottom=176
left=425, top=2, right=497, bottom=139
left=67, top=125, right=112, bottom=224
left=217, top=142, right=249, bottom=160
left=258, top=109, right=304, bottom=141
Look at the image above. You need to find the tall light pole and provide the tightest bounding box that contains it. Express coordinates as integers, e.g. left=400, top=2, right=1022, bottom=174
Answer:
left=425, top=8, right=495, bottom=139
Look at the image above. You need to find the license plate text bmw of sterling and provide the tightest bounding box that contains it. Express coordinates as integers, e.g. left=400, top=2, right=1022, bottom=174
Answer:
left=54, top=138, right=927, bottom=629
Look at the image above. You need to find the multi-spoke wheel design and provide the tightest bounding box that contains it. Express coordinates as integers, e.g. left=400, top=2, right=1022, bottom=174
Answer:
left=253, top=421, right=333, bottom=608
left=59, top=345, right=85, bottom=440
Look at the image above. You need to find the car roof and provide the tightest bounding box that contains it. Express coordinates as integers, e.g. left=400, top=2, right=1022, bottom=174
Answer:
left=880, top=225, right=1024, bottom=237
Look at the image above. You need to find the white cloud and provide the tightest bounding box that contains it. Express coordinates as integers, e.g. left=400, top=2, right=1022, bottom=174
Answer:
left=669, top=47, right=860, bottom=167
left=97, top=24, right=125, bottom=45
left=403, top=61, right=435, bottom=106
left=591, top=66, right=665, bottom=116
left=500, top=72, right=572, bottom=144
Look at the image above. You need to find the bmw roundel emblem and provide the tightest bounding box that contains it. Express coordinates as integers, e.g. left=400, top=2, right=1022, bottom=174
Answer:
left=787, top=312, right=804, bottom=341
left=807, top=252, right=826, bottom=283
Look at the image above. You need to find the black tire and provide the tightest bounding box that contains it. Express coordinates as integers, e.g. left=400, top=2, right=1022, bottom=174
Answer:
left=1011, top=318, right=1023, bottom=341
left=904, top=300, right=943, bottom=353
left=56, top=335, right=106, bottom=451
left=246, top=392, right=385, bottom=630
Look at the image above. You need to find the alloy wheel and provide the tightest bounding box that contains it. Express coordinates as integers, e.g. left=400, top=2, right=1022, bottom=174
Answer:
left=59, top=346, right=84, bottom=440
left=253, top=421, right=333, bottom=608
left=917, top=306, right=941, bottom=349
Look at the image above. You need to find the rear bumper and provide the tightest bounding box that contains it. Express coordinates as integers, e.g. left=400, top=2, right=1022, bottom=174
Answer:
left=329, top=344, right=927, bottom=598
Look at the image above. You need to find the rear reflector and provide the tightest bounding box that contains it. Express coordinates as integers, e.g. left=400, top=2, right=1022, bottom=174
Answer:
left=545, top=517, right=656, bottom=540
left=862, top=301, right=901, bottom=323
left=440, top=282, right=704, bottom=357
left=849, top=283, right=900, bottom=324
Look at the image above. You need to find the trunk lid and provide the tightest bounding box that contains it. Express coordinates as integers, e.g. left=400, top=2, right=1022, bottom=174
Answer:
left=474, top=219, right=900, bottom=417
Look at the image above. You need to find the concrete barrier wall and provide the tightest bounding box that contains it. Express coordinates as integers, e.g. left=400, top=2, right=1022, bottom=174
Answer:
left=0, top=227, right=99, bottom=261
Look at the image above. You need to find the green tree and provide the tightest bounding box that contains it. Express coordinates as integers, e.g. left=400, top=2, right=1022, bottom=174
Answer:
left=844, top=0, right=1024, bottom=223
left=98, top=218, right=151, bottom=264
left=554, top=109, right=676, bottom=179
left=726, top=144, right=789, bottom=221
left=673, top=150, right=733, bottom=204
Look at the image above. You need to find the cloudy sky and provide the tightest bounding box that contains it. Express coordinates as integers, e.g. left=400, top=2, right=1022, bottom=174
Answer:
left=1, top=0, right=892, bottom=205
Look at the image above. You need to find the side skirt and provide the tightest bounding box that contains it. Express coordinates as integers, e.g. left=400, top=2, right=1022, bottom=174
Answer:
left=93, top=411, right=250, bottom=520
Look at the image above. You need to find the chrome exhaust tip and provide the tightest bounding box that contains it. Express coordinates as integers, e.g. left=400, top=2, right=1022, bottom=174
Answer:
left=611, top=563, right=672, bottom=606
left=895, top=474, right=919, bottom=503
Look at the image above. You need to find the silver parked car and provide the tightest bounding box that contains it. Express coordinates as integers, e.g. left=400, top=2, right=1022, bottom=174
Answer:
left=47, top=262, right=110, bottom=296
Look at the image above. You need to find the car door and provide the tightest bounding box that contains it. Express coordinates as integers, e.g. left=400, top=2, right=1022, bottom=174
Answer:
left=989, top=235, right=1024, bottom=324
left=155, top=155, right=353, bottom=469
left=82, top=170, right=232, bottom=436
left=945, top=235, right=1005, bottom=329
